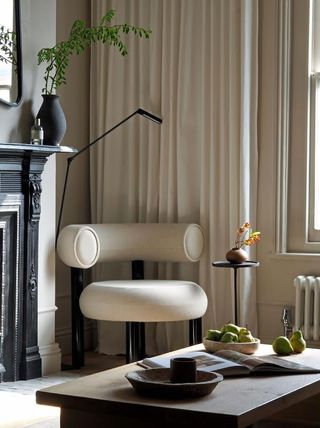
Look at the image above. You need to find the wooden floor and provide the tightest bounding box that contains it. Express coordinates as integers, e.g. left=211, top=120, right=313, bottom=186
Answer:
left=0, top=351, right=125, bottom=428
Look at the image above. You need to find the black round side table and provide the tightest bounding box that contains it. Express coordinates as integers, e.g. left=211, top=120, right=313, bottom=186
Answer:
left=212, top=261, right=259, bottom=325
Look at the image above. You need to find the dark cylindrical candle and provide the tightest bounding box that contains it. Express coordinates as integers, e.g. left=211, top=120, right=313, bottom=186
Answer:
left=170, top=357, right=197, bottom=383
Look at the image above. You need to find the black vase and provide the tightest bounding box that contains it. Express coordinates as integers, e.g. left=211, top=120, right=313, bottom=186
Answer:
left=36, top=95, right=67, bottom=146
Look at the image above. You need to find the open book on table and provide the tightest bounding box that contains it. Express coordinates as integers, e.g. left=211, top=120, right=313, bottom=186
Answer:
left=139, top=350, right=320, bottom=377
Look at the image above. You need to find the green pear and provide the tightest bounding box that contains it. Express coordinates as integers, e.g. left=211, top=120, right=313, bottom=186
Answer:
left=206, top=329, right=222, bottom=341
left=221, top=332, right=238, bottom=343
left=289, top=330, right=306, bottom=353
left=221, top=323, right=241, bottom=336
left=238, top=331, right=255, bottom=343
left=272, top=336, right=294, bottom=355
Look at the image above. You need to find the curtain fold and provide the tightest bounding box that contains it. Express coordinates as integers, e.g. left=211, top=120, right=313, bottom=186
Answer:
left=90, top=0, right=259, bottom=355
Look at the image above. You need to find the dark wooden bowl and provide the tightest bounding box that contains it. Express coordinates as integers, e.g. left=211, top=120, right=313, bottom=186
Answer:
left=125, top=368, right=223, bottom=398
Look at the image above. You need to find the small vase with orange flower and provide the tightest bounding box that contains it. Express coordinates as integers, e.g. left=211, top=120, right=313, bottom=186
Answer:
left=226, top=222, right=261, bottom=264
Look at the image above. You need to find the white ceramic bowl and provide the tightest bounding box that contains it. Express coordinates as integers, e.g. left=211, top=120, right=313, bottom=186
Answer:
left=203, top=337, right=260, bottom=355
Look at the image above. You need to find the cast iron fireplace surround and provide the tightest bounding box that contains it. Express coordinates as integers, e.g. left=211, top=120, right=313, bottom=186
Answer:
left=0, top=143, right=75, bottom=382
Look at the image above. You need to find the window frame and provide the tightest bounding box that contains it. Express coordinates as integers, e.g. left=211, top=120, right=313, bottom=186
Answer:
left=308, top=0, right=320, bottom=241
left=308, top=72, right=320, bottom=241
left=276, top=0, right=320, bottom=254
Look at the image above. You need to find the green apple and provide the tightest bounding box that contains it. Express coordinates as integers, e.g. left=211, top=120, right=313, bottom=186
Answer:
left=289, top=330, right=306, bottom=353
left=221, top=332, right=238, bottom=343
left=221, top=323, right=241, bottom=336
left=206, top=329, right=222, bottom=341
left=272, top=336, right=294, bottom=355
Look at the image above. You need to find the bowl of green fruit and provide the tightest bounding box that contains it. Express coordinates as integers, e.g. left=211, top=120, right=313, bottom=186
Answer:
left=203, top=323, right=260, bottom=355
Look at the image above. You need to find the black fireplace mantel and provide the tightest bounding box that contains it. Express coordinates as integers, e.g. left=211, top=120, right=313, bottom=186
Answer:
left=0, top=143, right=76, bottom=381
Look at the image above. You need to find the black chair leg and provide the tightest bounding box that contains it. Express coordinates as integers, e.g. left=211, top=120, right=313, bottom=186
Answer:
left=139, top=322, right=146, bottom=359
left=189, top=318, right=202, bottom=345
left=126, top=321, right=147, bottom=363
left=132, top=260, right=144, bottom=280
left=126, top=260, right=146, bottom=363
left=126, top=322, right=140, bottom=363
left=71, top=267, right=84, bottom=369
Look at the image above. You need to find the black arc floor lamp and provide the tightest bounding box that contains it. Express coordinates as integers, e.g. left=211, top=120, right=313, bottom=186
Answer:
left=56, top=108, right=162, bottom=244
left=56, top=108, right=162, bottom=369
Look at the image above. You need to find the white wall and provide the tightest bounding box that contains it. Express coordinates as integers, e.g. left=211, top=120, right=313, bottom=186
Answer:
left=0, top=0, right=61, bottom=374
left=55, top=0, right=92, bottom=355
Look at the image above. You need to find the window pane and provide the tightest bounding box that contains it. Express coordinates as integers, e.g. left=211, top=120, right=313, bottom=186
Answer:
left=312, top=0, right=320, bottom=72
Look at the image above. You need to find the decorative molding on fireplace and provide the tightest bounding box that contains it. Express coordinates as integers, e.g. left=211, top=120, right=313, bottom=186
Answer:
left=28, top=264, right=38, bottom=301
left=29, top=173, right=42, bottom=223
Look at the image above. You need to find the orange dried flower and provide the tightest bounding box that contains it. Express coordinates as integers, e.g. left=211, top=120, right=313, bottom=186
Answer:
left=234, top=222, right=261, bottom=249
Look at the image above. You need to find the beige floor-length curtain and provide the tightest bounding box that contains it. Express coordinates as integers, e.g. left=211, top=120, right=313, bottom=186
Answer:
left=90, top=0, right=258, bottom=355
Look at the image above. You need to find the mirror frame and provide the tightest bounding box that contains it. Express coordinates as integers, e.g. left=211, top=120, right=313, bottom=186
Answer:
left=0, top=0, right=22, bottom=107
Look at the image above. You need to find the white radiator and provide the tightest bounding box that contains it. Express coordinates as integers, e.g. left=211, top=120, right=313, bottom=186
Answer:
left=294, top=275, right=320, bottom=340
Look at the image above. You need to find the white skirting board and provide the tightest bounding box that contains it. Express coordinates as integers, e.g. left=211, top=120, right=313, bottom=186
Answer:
left=39, top=343, right=61, bottom=375
left=38, top=306, right=61, bottom=375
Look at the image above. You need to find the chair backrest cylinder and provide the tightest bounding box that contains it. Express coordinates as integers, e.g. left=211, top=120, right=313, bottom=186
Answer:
left=57, top=223, right=205, bottom=268
left=90, top=223, right=204, bottom=263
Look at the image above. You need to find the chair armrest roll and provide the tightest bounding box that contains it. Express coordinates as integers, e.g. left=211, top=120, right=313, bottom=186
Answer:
left=57, top=225, right=100, bottom=268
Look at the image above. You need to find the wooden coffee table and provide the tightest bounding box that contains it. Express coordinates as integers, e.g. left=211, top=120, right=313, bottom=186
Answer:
left=36, top=344, right=320, bottom=428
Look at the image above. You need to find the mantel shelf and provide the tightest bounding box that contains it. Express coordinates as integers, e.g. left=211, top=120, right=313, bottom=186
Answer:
left=0, top=143, right=77, bottom=155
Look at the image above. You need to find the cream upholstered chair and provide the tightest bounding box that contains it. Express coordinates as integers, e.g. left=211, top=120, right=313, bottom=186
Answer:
left=57, top=223, right=207, bottom=367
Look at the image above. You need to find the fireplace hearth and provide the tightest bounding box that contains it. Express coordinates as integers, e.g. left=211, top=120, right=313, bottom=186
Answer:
left=0, top=143, right=75, bottom=381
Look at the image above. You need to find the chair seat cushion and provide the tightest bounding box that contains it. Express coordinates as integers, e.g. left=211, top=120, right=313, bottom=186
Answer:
left=79, top=280, right=208, bottom=322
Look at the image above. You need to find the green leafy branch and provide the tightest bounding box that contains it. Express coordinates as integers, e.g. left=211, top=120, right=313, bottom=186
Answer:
left=0, top=26, right=17, bottom=71
left=38, top=10, right=151, bottom=95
